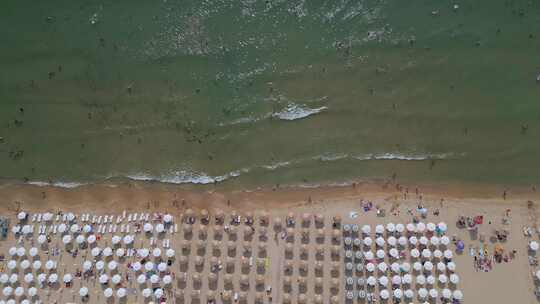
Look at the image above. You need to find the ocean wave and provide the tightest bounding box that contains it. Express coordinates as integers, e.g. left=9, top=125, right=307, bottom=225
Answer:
left=272, top=103, right=328, bottom=121
left=27, top=181, right=87, bottom=189
left=262, top=161, right=293, bottom=170
left=126, top=168, right=250, bottom=185
left=354, top=152, right=457, bottom=161
left=313, top=153, right=349, bottom=162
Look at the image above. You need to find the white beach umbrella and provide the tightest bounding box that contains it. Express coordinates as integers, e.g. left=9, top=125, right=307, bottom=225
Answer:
left=99, top=274, right=109, bottom=284
left=117, top=288, right=126, bottom=298
left=416, top=274, right=426, bottom=285
left=426, top=275, right=435, bottom=285
left=48, top=273, right=58, bottom=283
left=76, top=235, right=86, bottom=244
left=0, top=274, right=8, bottom=284
left=393, top=289, right=402, bottom=299
left=391, top=262, right=400, bottom=273
left=107, top=261, right=117, bottom=271
left=9, top=274, right=17, bottom=284
left=143, top=223, right=153, bottom=233
left=132, top=262, right=142, bottom=272
left=163, top=275, right=172, bottom=284
left=144, top=262, right=154, bottom=272
left=27, top=286, right=37, bottom=297
left=433, top=249, right=443, bottom=259
left=378, top=262, right=388, bottom=272
left=57, top=223, right=67, bottom=233
left=438, top=274, right=448, bottom=284
left=404, top=289, right=414, bottom=299
left=62, top=235, right=72, bottom=244
left=137, top=274, right=146, bottom=284
left=37, top=273, right=47, bottom=283
left=444, top=249, right=453, bottom=259
left=11, top=225, right=20, bottom=234
left=447, top=261, right=456, bottom=271
left=150, top=274, right=160, bottom=284
left=116, top=248, right=125, bottom=257
left=413, top=262, right=422, bottom=272
left=70, top=224, right=79, bottom=233
left=20, top=260, right=30, bottom=270
left=418, top=288, right=428, bottom=299
left=37, top=234, right=46, bottom=244
left=103, top=247, right=113, bottom=257
left=2, top=286, right=13, bottom=297
left=419, top=236, right=428, bottom=246
left=79, top=287, right=88, bottom=297
left=422, top=249, right=432, bottom=259
left=442, top=288, right=452, bottom=299
left=376, top=237, right=385, bottom=247
left=103, top=288, right=113, bottom=298
left=411, top=248, right=420, bottom=258
left=112, top=274, right=121, bottom=285
left=156, top=223, right=165, bottom=233
left=398, top=236, right=407, bottom=246
left=453, top=290, right=463, bottom=300
left=363, top=237, right=372, bottom=247
left=401, top=262, right=411, bottom=273
left=142, top=288, right=152, bottom=298
left=437, top=262, right=446, bottom=272
left=95, top=261, right=104, bottom=271
left=362, top=225, right=371, bottom=234
left=29, top=247, right=38, bottom=257
left=392, top=275, right=402, bottom=285
left=17, top=212, right=27, bottom=220
left=376, top=249, right=385, bottom=259
left=66, top=213, right=75, bottom=222
left=166, top=248, right=175, bottom=258
left=163, top=214, right=173, bottom=223
left=366, top=276, right=376, bottom=286
left=450, top=273, right=460, bottom=284
left=364, top=251, right=374, bottom=260
left=396, top=223, right=405, bottom=233
left=91, top=247, right=101, bottom=257
left=430, top=236, right=440, bottom=246
left=154, top=288, right=163, bottom=298
left=375, top=225, right=384, bottom=234
left=366, top=263, right=375, bottom=272
left=17, top=247, right=26, bottom=257
left=424, top=261, right=433, bottom=272
left=83, top=225, right=92, bottom=233
left=380, top=289, right=389, bottom=300
left=437, top=222, right=447, bottom=232
left=152, top=248, right=161, bottom=258
left=63, top=273, right=73, bottom=283
left=157, top=262, right=167, bottom=272
left=83, top=260, right=92, bottom=271
left=416, top=222, right=426, bottom=233
left=123, top=235, right=133, bottom=245
left=87, top=234, right=96, bottom=244
left=378, top=276, right=388, bottom=286
left=8, top=247, right=17, bottom=256
left=426, top=223, right=436, bottom=232
left=389, top=248, right=399, bottom=258
left=386, top=223, right=395, bottom=233
left=43, top=213, right=53, bottom=222
left=409, top=236, right=418, bottom=245
left=22, top=225, right=32, bottom=235
left=24, top=273, right=33, bottom=283
left=7, top=260, right=17, bottom=270
left=14, top=287, right=24, bottom=297
left=111, top=235, right=121, bottom=245
left=138, top=248, right=149, bottom=258
left=429, top=289, right=438, bottom=298
left=406, top=223, right=416, bottom=233
left=388, top=236, right=397, bottom=247
left=440, top=235, right=450, bottom=246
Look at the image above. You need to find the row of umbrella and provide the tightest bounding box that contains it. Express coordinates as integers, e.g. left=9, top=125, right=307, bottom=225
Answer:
left=344, top=222, right=448, bottom=235
left=351, top=260, right=456, bottom=273
left=358, top=273, right=460, bottom=286
left=345, top=235, right=452, bottom=248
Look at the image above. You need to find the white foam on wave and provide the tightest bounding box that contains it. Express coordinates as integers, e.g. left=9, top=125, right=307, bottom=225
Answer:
left=262, top=161, right=293, bottom=170
left=126, top=168, right=250, bottom=185
left=273, top=103, right=328, bottom=121
left=27, top=181, right=87, bottom=189
left=313, top=153, right=349, bottom=162
left=354, top=152, right=457, bottom=161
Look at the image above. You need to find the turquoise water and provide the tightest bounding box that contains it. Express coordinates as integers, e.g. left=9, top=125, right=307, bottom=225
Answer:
left=1, top=0, right=540, bottom=188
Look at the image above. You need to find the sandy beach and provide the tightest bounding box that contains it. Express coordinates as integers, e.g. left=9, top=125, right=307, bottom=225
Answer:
left=0, top=181, right=539, bottom=304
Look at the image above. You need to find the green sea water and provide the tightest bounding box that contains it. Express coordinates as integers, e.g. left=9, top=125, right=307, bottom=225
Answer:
left=1, top=0, right=540, bottom=188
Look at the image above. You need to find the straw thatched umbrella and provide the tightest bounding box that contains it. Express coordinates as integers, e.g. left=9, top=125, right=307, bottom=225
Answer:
left=224, top=274, right=233, bottom=285
left=222, top=290, right=232, bottom=301
left=215, top=209, right=224, bottom=224
left=207, top=290, right=215, bottom=301
left=315, top=277, right=323, bottom=288
left=283, top=276, right=292, bottom=287
left=199, top=225, right=207, bottom=239
left=283, top=293, right=291, bottom=304
left=298, top=294, right=307, bottom=304
left=273, top=217, right=282, bottom=229
left=208, top=272, right=218, bottom=283
left=200, top=209, right=209, bottom=223
left=183, top=223, right=192, bottom=233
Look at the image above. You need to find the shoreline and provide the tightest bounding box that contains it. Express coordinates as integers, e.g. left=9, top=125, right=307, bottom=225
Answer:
left=1, top=178, right=538, bottom=214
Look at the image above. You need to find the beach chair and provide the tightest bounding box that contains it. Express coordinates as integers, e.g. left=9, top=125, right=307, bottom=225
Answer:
left=128, top=214, right=132, bottom=222
left=32, top=214, right=37, bottom=222
left=126, top=225, right=130, bottom=233
left=174, top=224, right=178, bottom=233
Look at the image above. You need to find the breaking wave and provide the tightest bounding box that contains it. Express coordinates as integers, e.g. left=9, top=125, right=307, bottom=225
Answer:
left=272, top=103, right=328, bottom=121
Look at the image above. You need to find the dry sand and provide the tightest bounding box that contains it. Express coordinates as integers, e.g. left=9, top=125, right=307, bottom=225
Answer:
left=0, top=181, right=539, bottom=303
